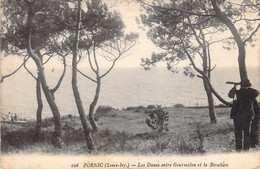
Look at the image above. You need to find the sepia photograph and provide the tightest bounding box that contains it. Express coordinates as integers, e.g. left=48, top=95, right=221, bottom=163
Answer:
left=0, top=0, right=260, bottom=168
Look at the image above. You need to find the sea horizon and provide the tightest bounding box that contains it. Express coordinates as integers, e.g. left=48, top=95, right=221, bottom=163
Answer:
left=0, top=66, right=259, bottom=120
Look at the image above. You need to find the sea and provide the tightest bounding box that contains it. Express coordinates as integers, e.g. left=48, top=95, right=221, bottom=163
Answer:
left=0, top=66, right=259, bottom=119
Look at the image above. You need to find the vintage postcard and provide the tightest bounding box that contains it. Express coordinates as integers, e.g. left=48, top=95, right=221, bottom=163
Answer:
left=1, top=0, right=260, bottom=169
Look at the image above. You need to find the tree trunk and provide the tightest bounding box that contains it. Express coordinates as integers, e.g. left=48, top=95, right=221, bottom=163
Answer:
left=26, top=1, right=63, bottom=148
left=71, top=0, right=96, bottom=152
left=89, top=78, right=101, bottom=131
left=72, top=60, right=96, bottom=151
left=203, top=78, right=217, bottom=123
left=188, top=22, right=218, bottom=123
left=210, top=0, right=249, bottom=83
left=34, top=75, right=43, bottom=139
left=202, top=44, right=217, bottom=123
left=39, top=68, right=63, bottom=148
left=34, top=54, right=43, bottom=140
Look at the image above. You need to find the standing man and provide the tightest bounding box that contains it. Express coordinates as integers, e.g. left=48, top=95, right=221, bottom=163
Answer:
left=14, top=113, right=18, bottom=121
left=7, top=112, right=12, bottom=121
left=228, top=80, right=259, bottom=151
left=251, top=99, right=260, bottom=148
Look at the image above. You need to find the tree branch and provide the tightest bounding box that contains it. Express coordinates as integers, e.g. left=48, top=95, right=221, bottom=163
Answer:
left=121, top=41, right=137, bottom=55
left=188, top=17, right=203, bottom=46
left=51, top=56, right=67, bottom=93
left=77, top=69, right=97, bottom=83
left=99, top=35, right=137, bottom=78
left=207, top=44, right=211, bottom=78
left=234, top=18, right=260, bottom=22
left=1, top=56, right=30, bottom=83
left=100, top=47, right=116, bottom=59
left=182, top=42, right=204, bottom=75
left=23, top=57, right=37, bottom=80
left=197, top=75, right=203, bottom=79
left=210, top=64, right=216, bottom=72
left=100, top=59, right=117, bottom=79
left=209, top=81, right=232, bottom=107
left=43, top=55, right=53, bottom=65
left=92, top=34, right=99, bottom=74
left=195, top=50, right=203, bottom=59
left=243, top=23, right=260, bottom=44
left=208, top=37, right=234, bottom=45
left=139, top=0, right=216, bottom=17
left=87, top=48, right=97, bottom=73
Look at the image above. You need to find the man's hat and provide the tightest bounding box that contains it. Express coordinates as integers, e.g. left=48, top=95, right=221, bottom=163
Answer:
left=241, top=80, right=251, bottom=87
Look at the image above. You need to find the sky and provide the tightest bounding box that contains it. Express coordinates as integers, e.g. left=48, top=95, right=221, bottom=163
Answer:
left=108, top=0, right=260, bottom=68
left=0, top=0, right=259, bottom=73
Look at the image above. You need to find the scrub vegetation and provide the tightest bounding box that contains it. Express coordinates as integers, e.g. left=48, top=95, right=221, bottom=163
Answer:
left=2, top=106, right=245, bottom=155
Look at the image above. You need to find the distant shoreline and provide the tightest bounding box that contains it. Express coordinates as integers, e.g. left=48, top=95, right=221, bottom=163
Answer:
left=1, top=104, right=232, bottom=122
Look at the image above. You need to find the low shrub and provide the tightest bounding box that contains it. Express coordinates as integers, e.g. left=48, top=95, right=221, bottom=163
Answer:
left=124, top=106, right=135, bottom=111
left=135, top=106, right=146, bottom=112
left=96, top=105, right=113, bottom=113
left=147, top=105, right=156, bottom=109
left=174, top=103, right=185, bottom=108
left=215, top=104, right=228, bottom=108
left=124, top=105, right=146, bottom=112
left=145, top=106, right=169, bottom=132
left=95, top=105, right=114, bottom=121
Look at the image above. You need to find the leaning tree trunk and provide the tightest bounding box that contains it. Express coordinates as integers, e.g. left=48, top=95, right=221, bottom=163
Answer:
left=89, top=78, right=101, bottom=131
left=28, top=53, right=64, bottom=148
left=71, top=0, right=96, bottom=152
left=40, top=71, right=64, bottom=148
left=210, top=0, right=249, bottom=83
left=26, top=1, right=63, bottom=148
left=34, top=75, right=43, bottom=139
